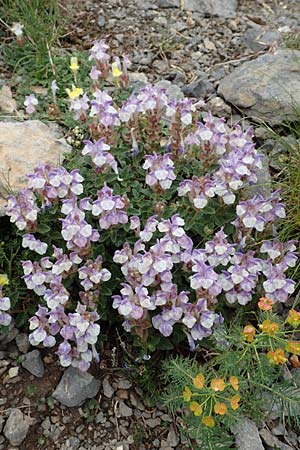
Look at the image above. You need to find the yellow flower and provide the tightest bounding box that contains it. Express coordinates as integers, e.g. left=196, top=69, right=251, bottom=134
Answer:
left=70, top=56, right=79, bottom=75
left=259, top=319, right=279, bottom=336
left=243, top=325, right=256, bottom=342
left=66, top=86, right=83, bottom=100
left=230, top=394, right=241, bottom=410
left=193, top=373, right=205, bottom=389
left=286, top=341, right=300, bottom=355
left=267, top=348, right=287, bottom=365
left=210, top=378, right=225, bottom=392
left=287, top=309, right=300, bottom=328
left=0, top=274, right=9, bottom=286
left=258, top=297, right=273, bottom=311
left=202, top=416, right=215, bottom=427
left=112, top=62, right=123, bottom=78
left=214, top=402, right=227, bottom=415
left=229, top=376, right=239, bottom=391
left=183, top=386, right=192, bottom=402
left=189, top=401, right=202, bottom=416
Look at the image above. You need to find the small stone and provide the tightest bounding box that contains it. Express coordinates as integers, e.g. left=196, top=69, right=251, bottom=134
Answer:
left=102, top=376, right=114, bottom=399
left=259, top=428, right=293, bottom=450
left=117, top=389, right=129, bottom=400
left=204, top=38, right=216, bottom=51
left=97, top=15, right=106, bottom=27
left=8, top=366, right=19, bottom=378
left=118, top=401, right=133, bottom=418
left=117, top=378, right=132, bottom=390
left=69, top=436, right=80, bottom=450
left=52, top=367, right=100, bottom=407
left=182, top=72, right=214, bottom=98
left=167, top=425, right=179, bottom=447
left=21, top=350, right=44, bottom=378
left=15, top=334, right=30, bottom=354
left=145, top=417, right=161, bottom=428
left=0, top=85, right=17, bottom=114
left=4, top=409, right=30, bottom=446
left=155, top=80, right=183, bottom=101
left=231, top=418, right=264, bottom=450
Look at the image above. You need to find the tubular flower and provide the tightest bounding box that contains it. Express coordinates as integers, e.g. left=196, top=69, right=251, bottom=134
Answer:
left=258, top=297, right=273, bottom=311
left=229, top=376, right=239, bottom=391
left=214, top=402, right=227, bottom=415
left=243, top=325, right=256, bottom=342
left=210, top=378, right=225, bottom=392
left=202, top=416, right=215, bottom=427
left=70, top=57, right=79, bottom=76
left=183, top=386, right=192, bottom=402
left=66, top=86, right=83, bottom=100
left=193, top=373, right=205, bottom=389
left=230, top=394, right=241, bottom=410
left=259, top=319, right=279, bottom=336
left=112, top=61, right=123, bottom=78
left=287, top=309, right=300, bottom=328
left=267, top=348, right=287, bottom=365
left=286, top=341, right=300, bottom=355
left=189, top=401, right=203, bottom=416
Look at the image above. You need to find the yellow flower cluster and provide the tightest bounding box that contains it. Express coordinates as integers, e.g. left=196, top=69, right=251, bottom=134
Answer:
left=182, top=373, right=241, bottom=427
left=287, top=309, right=300, bottom=328
left=0, top=274, right=9, bottom=287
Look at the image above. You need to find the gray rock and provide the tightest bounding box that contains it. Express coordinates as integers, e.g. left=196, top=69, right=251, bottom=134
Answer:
left=3, top=409, right=30, bottom=446
left=52, top=367, right=100, bottom=407
left=231, top=418, right=264, bottom=450
left=97, top=15, right=106, bottom=28
left=218, top=50, right=300, bottom=125
left=243, top=26, right=280, bottom=52
left=0, top=321, right=18, bottom=346
left=102, top=376, right=114, bottom=398
left=259, top=428, right=293, bottom=450
left=21, top=350, right=44, bottom=378
left=167, top=425, right=179, bottom=447
left=246, top=153, right=272, bottom=198
left=0, top=415, right=4, bottom=433
left=156, top=0, right=237, bottom=17
left=15, top=334, right=30, bottom=354
left=118, top=401, right=133, bottom=417
left=183, top=72, right=214, bottom=98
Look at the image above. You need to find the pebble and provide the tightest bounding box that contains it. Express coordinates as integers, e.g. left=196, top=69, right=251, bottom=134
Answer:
left=102, top=376, right=115, bottom=399
left=21, top=350, right=44, bottom=378
left=118, top=401, right=133, bottom=418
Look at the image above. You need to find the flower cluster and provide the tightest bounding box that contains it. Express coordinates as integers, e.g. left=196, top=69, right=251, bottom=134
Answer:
left=143, top=153, right=176, bottom=192
left=182, top=373, right=241, bottom=427
left=82, top=138, right=119, bottom=175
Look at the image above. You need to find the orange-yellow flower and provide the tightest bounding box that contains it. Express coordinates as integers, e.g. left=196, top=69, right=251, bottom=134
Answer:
left=230, top=394, right=241, bottom=410
left=229, top=376, right=239, bottom=391
left=267, top=348, right=287, bottom=365
left=287, top=309, right=300, bottom=328
left=214, top=402, right=227, bottom=415
left=286, top=341, right=300, bottom=355
left=189, top=401, right=202, bottom=416
left=183, top=386, right=192, bottom=402
left=243, top=325, right=256, bottom=342
left=193, top=373, right=205, bottom=389
left=211, top=378, right=225, bottom=392
left=259, top=319, right=279, bottom=336
left=258, top=297, right=273, bottom=311
left=202, top=416, right=215, bottom=427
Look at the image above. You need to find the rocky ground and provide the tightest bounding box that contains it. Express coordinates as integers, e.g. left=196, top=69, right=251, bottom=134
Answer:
left=1, top=0, right=300, bottom=449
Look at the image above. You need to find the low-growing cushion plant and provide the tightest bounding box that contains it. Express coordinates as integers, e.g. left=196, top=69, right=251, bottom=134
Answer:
left=1, top=40, right=298, bottom=371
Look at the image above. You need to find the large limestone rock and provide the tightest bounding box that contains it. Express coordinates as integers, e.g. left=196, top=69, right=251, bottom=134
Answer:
left=0, top=120, right=71, bottom=210
left=218, top=50, right=300, bottom=125
left=156, top=0, right=238, bottom=17
left=0, top=85, right=17, bottom=114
